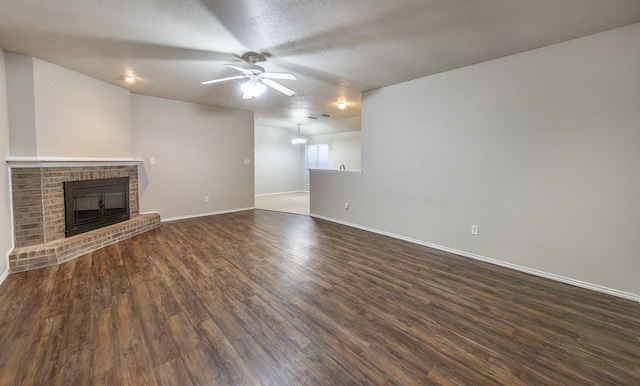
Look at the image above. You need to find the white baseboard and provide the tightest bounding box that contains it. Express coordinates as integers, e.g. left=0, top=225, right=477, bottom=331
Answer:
left=139, top=211, right=161, bottom=216
left=255, top=190, right=308, bottom=197
left=161, top=207, right=254, bottom=223
left=0, top=267, right=8, bottom=287
left=310, top=214, right=640, bottom=303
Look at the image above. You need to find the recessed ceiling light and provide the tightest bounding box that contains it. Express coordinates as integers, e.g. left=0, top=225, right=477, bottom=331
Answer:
left=124, top=75, right=135, bottom=83
left=337, top=102, right=347, bottom=109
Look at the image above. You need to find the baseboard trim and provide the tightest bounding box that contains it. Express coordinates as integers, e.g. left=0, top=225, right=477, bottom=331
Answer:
left=161, top=207, right=255, bottom=223
left=310, top=214, right=640, bottom=303
left=0, top=248, right=10, bottom=286
left=0, top=266, right=8, bottom=287
left=255, top=190, right=308, bottom=197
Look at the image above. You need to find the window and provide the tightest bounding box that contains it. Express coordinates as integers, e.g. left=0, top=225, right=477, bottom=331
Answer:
left=305, top=144, right=329, bottom=186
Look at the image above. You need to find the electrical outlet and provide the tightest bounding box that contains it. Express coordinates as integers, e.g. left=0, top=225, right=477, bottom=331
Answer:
left=205, top=196, right=209, bottom=202
left=471, top=225, right=479, bottom=235
left=345, top=203, right=349, bottom=210
left=150, top=157, right=156, bottom=164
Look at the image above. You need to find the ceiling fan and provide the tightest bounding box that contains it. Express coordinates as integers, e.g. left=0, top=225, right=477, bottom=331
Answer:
left=201, top=52, right=297, bottom=99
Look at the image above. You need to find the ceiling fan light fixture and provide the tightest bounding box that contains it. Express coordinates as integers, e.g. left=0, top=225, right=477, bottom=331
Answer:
left=202, top=53, right=296, bottom=99
left=241, top=79, right=267, bottom=97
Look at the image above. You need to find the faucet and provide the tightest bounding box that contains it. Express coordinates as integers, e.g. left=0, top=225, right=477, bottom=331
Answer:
left=339, top=164, right=346, bottom=170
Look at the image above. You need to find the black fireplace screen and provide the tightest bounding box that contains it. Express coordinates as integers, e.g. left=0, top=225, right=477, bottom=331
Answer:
left=64, top=177, right=130, bottom=237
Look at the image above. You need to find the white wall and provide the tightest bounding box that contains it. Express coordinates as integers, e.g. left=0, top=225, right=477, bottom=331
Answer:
left=307, top=131, right=361, bottom=171
left=5, top=55, right=131, bottom=158
left=255, top=124, right=305, bottom=195
left=0, top=48, right=12, bottom=283
left=132, top=94, right=254, bottom=220
left=311, top=23, right=640, bottom=299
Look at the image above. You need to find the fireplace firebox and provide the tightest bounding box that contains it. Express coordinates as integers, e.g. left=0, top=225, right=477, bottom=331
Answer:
left=64, top=177, right=130, bottom=237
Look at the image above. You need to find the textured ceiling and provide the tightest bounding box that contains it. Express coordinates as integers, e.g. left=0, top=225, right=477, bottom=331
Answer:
left=1, top=0, right=639, bottom=135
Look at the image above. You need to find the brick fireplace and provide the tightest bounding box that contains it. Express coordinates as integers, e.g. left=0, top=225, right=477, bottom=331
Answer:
left=8, top=162, right=160, bottom=272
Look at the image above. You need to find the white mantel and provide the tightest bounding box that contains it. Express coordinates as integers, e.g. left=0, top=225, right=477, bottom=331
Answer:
left=6, top=156, right=144, bottom=168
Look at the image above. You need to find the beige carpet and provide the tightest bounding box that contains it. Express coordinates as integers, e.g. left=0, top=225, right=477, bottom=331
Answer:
left=255, top=191, right=310, bottom=215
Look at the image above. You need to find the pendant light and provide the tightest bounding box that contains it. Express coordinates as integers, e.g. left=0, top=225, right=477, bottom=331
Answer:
left=291, top=124, right=307, bottom=144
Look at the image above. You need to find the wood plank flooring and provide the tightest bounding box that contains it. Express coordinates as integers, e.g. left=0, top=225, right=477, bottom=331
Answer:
left=0, top=209, right=638, bottom=385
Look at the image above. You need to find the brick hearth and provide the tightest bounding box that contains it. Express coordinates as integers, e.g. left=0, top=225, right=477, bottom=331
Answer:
left=8, top=163, right=160, bottom=272
left=9, top=213, right=160, bottom=272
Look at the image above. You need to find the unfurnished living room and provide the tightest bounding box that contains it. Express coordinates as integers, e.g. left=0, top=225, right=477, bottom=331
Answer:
left=0, top=1, right=639, bottom=385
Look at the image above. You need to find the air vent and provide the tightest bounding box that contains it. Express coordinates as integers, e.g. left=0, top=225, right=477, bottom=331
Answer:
left=321, top=113, right=331, bottom=117
left=308, top=116, right=318, bottom=119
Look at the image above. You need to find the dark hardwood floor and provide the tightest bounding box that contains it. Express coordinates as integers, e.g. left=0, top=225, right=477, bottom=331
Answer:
left=0, top=210, right=638, bottom=385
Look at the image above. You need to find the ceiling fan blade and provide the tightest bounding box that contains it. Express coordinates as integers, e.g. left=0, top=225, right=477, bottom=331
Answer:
left=224, top=64, right=250, bottom=74
left=262, top=78, right=295, bottom=96
left=201, top=75, right=247, bottom=85
left=261, top=72, right=297, bottom=80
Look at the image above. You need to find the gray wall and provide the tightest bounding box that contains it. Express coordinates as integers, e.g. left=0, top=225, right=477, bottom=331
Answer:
left=311, top=24, right=640, bottom=299
left=6, top=56, right=131, bottom=158
left=5, top=53, right=36, bottom=156
left=132, top=94, right=255, bottom=220
left=254, top=124, right=305, bottom=195
left=0, top=48, right=12, bottom=282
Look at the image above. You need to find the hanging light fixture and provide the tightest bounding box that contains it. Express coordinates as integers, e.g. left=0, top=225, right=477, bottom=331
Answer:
left=291, top=124, right=307, bottom=145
